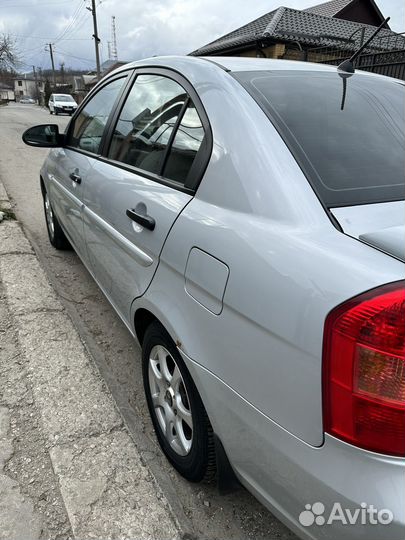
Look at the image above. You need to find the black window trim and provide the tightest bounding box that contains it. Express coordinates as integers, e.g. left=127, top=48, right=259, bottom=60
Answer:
left=160, top=96, right=190, bottom=178
left=64, top=70, right=133, bottom=159
left=98, top=66, right=213, bottom=194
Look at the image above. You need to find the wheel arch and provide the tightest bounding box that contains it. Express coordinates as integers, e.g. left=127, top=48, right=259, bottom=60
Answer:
left=133, top=302, right=239, bottom=489
left=40, top=175, right=46, bottom=195
left=134, top=307, right=160, bottom=346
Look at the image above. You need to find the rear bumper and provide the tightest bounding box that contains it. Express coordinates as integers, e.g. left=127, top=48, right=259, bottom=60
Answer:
left=181, top=351, right=405, bottom=540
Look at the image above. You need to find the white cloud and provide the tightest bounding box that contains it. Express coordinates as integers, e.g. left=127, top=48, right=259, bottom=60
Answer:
left=1, top=0, right=403, bottom=71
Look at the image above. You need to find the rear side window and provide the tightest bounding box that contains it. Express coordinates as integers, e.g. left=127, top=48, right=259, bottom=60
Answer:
left=234, top=70, right=405, bottom=207
left=108, top=74, right=205, bottom=185
left=163, top=103, right=204, bottom=184
left=69, top=77, right=126, bottom=154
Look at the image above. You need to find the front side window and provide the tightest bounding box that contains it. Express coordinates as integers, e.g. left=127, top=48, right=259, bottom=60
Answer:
left=69, top=77, right=126, bottom=154
left=108, top=74, right=187, bottom=177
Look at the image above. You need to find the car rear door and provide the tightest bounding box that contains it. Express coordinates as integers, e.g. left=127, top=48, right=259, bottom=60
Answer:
left=82, top=68, right=211, bottom=324
left=47, top=74, right=129, bottom=261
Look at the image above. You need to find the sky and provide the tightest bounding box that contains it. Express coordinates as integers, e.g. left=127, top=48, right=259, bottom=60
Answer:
left=0, top=0, right=404, bottom=73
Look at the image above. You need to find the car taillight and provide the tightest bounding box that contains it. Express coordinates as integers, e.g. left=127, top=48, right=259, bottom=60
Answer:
left=323, top=281, right=405, bottom=457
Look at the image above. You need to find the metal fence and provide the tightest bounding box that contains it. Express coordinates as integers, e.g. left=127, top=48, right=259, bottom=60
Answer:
left=316, top=48, right=405, bottom=80
left=284, top=28, right=405, bottom=80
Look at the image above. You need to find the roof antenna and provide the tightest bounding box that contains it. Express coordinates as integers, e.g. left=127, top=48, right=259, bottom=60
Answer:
left=338, top=17, right=390, bottom=73
left=339, top=72, right=351, bottom=111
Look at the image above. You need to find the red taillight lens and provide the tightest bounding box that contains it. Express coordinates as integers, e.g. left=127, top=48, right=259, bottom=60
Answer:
left=323, top=281, right=405, bottom=457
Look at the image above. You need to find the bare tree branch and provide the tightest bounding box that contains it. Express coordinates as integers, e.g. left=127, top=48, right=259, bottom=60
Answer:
left=0, top=34, right=19, bottom=71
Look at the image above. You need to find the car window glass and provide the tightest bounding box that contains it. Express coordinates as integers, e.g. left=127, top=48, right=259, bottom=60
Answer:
left=69, top=77, right=126, bottom=154
left=108, top=74, right=187, bottom=176
left=235, top=70, right=405, bottom=206
left=55, top=95, right=75, bottom=102
left=163, top=103, right=204, bottom=184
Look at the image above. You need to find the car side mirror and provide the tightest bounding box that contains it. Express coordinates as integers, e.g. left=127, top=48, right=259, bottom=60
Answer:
left=22, top=124, right=65, bottom=148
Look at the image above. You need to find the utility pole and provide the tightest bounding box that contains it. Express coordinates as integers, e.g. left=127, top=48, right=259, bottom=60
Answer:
left=87, top=0, right=101, bottom=80
left=32, top=65, right=40, bottom=104
left=48, top=43, right=56, bottom=88
left=60, top=62, right=65, bottom=85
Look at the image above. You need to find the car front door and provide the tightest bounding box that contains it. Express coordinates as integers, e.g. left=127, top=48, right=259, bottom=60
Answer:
left=47, top=75, right=128, bottom=260
left=82, top=69, right=210, bottom=324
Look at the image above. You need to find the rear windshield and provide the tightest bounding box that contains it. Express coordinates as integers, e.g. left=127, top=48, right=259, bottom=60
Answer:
left=234, top=70, right=405, bottom=207
left=55, top=95, right=75, bottom=102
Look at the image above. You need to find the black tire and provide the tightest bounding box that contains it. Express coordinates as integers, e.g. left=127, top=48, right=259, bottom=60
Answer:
left=54, top=110, right=58, bottom=116
left=42, top=190, right=71, bottom=250
left=142, top=322, right=216, bottom=483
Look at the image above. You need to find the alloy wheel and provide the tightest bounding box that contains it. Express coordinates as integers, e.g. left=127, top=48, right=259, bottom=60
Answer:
left=148, top=345, right=193, bottom=456
left=44, top=193, right=55, bottom=240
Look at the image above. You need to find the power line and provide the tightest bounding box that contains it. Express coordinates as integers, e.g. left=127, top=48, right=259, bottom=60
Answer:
left=53, top=0, right=86, bottom=43
left=66, top=10, right=91, bottom=39
left=0, top=0, right=71, bottom=8
left=9, top=34, right=58, bottom=40
left=9, top=33, right=92, bottom=41
left=54, top=47, right=95, bottom=64
left=0, top=0, right=70, bottom=3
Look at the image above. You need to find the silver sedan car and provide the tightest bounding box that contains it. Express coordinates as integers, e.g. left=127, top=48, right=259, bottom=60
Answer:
left=22, top=56, right=405, bottom=540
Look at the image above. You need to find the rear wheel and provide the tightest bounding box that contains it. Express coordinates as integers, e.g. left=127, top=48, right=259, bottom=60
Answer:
left=142, top=322, right=216, bottom=482
left=43, top=191, right=71, bottom=250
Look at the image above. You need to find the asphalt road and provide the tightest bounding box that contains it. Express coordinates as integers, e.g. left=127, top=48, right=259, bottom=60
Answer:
left=0, top=103, right=297, bottom=540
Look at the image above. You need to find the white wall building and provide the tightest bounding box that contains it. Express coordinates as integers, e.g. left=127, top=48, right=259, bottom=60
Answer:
left=14, top=77, right=44, bottom=101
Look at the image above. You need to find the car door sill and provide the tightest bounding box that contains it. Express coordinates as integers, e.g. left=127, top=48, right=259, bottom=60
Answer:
left=57, top=215, right=137, bottom=338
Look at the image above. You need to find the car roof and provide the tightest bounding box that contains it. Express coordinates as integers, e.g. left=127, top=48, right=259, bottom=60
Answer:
left=113, top=54, right=395, bottom=83
left=123, top=55, right=338, bottom=72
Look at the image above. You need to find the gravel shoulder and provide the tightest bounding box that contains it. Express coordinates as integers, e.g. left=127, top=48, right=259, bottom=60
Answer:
left=0, top=218, right=179, bottom=540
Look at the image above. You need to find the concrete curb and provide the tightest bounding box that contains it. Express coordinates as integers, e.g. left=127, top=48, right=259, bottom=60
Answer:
left=0, top=181, right=11, bottom=212
left=0, top=180, right=180, bottom=539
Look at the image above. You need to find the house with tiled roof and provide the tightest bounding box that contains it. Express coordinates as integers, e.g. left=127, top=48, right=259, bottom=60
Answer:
left=303, top=0, right=388, bottom=27
left=190, top=0, right=405, bottom=79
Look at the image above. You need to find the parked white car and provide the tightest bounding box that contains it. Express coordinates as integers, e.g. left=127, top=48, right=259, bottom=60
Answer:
left=19, top=96, right=36, bottom=104
left=48, top=93, right=77, bottom=116
left=23, top=56, right=405, bottom=540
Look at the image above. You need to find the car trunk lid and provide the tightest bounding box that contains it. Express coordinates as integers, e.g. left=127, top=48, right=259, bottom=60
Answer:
left=331, top=201, right=405, bottom=262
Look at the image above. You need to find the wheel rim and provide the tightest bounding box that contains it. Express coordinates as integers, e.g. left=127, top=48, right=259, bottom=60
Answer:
left=148, top=345, right=193, bottom=456
left=44, top=194, right=55, bottom=239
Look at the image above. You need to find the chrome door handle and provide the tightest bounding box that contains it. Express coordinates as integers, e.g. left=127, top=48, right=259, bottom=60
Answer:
left=126, top=208, right=155, bottom=231
left=69, top=172, right=82, bottom=184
